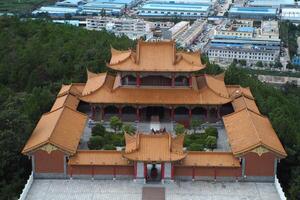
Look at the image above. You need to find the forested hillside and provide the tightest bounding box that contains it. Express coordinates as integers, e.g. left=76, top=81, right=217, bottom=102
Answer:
left=0, top=17, right=299, bottom=199
left=0, top=17, right=134, bottom=199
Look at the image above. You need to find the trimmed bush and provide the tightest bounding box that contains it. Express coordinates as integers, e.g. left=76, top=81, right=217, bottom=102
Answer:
left=175, top=123, right=185, bottom=135
left=122, top=124, right=136, bottom=135
left=92, top=123, right=106, bottom=136
left=190, top=119, right=203, bottom=133
left=103, top=144, right=116, bottom=150
left=205, top=136, right=217, bottom=150
left=188, top=143, right=204, bottom=151
left=88, top=136, right=103, bottom=150
left=205, top=126, right=218, bottom=138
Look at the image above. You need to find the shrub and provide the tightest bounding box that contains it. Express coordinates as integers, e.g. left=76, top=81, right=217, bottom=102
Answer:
left=205, top=126, right=218, bottom=138
left=175, top=123, right=185, bottom=135
left=110, top=116, right=123, bottom=133
left=88, top=136, right=103, bottom=150
left=190, top=119, right=203, bottom=133
left=103, top=144, right=116, bottom=150
left=111, top=134, right=125, bottom=146
left=188, top=143, right=204, bottom=151
left=92, top=123, right=106, bottom=136
left=205, top=136, right=217, bottom=150
left=122, top=124, right=136, bottom=135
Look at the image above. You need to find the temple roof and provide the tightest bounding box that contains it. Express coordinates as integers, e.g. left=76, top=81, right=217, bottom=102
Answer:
left=51, top=93, right=79, bottom=112
left=123, top=133, right=187, bottom=162
left=223, top=108, right=287, bottom=157
left=22, top=106, right=88, bottom=155
left=79, top=73, right=231, bottom=105
left=181, top=152, right=240, bottom=167
left=108, top=41, right=205, bottom=72
left=68, top=150, right=130, bottom=166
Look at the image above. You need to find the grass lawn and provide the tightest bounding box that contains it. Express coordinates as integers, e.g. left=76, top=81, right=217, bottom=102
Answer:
left=0, top=0, right=56, bottom=13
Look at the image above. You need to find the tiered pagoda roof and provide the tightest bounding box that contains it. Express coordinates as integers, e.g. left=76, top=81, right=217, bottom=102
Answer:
left=79, top=71, right=232, bottom=105
left=108, top=40, right=205, bottom=72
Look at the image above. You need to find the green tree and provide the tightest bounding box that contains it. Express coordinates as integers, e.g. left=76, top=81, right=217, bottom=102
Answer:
left=190, top=119, right=203, bottom=134
left=88, top=136, right=103, bottom=150
left=174, top=123, right=185, bottom=135
left=188, top=143, right=204, bottom=151
left=239, top=59, right=246, bottom=66
left=256, top=61, right=264, bottom=68
left=205, top=126, right=218, bottom=138
left=110, top=116, right=123, bottom=133
left=205, top=136, right=217, bottom=150
left=122, top=124, right=136, bottom=135
left=92, top=123, right=106, bottom=136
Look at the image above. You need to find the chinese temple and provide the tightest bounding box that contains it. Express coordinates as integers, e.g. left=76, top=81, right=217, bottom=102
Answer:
left=22, top=41, right=286, bottom=182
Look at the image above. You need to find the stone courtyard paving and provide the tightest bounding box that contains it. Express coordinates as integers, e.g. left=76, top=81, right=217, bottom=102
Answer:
left=26, top=179, right=280, bottom=200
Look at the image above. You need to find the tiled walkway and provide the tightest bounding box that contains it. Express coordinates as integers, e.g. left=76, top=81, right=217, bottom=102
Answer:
left=26, top=179, right=280, bottom=200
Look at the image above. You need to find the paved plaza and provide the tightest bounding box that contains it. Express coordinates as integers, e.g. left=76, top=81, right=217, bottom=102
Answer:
left=26, top=179, right=281, bottom=200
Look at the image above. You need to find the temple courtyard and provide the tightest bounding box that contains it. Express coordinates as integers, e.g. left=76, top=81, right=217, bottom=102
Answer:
left=25, top=179, right=281, bottom=200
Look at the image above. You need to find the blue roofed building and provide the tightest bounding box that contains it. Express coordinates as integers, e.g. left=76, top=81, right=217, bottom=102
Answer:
left=206, top=20, right=280, bottom=66
left=248, top=0, right=295, bottom=8
left=55, top=0, right=86, bottom=7
left=228, top=7, right=277, bottom=19
left=138, top=0, right=211, bottom=18
left=32, top=6, right=80, bottom=17
left=80, top=1, right=125, bottom=15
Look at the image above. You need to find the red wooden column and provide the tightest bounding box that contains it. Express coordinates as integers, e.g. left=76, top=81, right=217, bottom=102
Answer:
left=136, top=106, right=140, bottom=122
left=144, top=163, right=147, bottom=180
left=118, top=105, right=122, bottom=119
left=189, top=74, right=192, bottom=87
left=188, top=107, right=192, bottom=126
left=171, top=106, right=175, bottom=121
left=70, top=165, right=73, bottom=179
left=217, top=106, right=221, bottom=119
left=171, top=163, right=175, bottom=180
left=113, top=166, right=116, bottom=180
left=206, top=106, right=209, bottom=122
left=101, top=105, right=104, bottom=121
left=136, top=72, right=140, bottom=87
left=91, top=164, right=94, bottom=180
left=192, top=166, right=195, bottom=181
left=171, top=73, right=175, bottom=87
left=161, top=163, right=165, bottom=181
left=90, top=105, right=95, bottom=120
left=214, top=167, right=217, bottom=181
left=134, top=162, right=137, bottom=179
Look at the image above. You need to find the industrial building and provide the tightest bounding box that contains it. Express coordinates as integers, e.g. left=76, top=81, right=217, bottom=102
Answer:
left=162, top=21, right=190, bottom=40
left=138, top=0, right=211, bottom=19
left=80, top=1, right=125, bottom=16
left=281, top=7, right=300, bottom=22
left=247, top=0, right=295, bottom=8
left=207, top=20, right=281, bottom=65
left=86, top=17, right=153, bottom=39
left=176, top=20, right=206, bottom=47
left=228, top=7, right=277, bottom=19
left=55, top=0, right=86, bottom=7
left=32, top=6, right=80, bottom=17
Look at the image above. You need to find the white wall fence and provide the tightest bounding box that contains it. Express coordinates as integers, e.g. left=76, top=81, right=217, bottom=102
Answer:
left=19, top=171, right=34, bottom=200
left=275, top=175, right=287, bottom=200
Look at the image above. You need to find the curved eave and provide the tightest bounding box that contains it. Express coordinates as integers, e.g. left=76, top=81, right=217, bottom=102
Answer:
left=122, top=152, right=187, bottom=162
left=107, top=63, right=206, bottom=73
